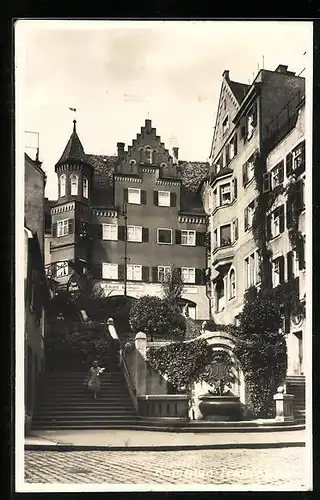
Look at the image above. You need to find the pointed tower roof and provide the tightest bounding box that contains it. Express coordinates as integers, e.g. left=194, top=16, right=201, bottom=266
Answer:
left=56, top=120, right=86, bottom=166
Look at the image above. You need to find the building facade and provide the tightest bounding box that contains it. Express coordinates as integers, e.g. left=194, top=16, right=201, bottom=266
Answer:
left=202, top=64, right=306, bottom=376
left=24, top=153, right=48, bottom=420
left=49, top=119, right=210, bottom=320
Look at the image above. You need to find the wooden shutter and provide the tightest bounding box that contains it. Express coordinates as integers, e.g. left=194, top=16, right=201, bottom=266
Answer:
left=244, top=207, right=248, bottom=231
left=123, top=188, right=128, bottom=203
left=118, top=225, right=125, bottom=241
left=141, top=190, right=147, bottom=205
left=286, top=201, right=293, bottom=229
left=234, top=219, right=239, bottom=240
left=92, top=223, right=102, bottom=239
left=234, top=133, right=238, bottom=155
left=295, top=180, right=304, bottom=210
left=278, top=160, right=285, bottom=183
left=298, top=238, right=305, bottom=270
left=195, top=268, right=202, bottom=285
left=152, top=266, right=158, bottom=283
left=170, top=192, right=177, bottom=207
left=279, top=205, right=285, bottom=233
left=242, top=164, right=248, bottom=186
left=287, top=251, right=294, bottom=281
left=266, top=214, right=272, bottom=240
left=233, top=177, right=238, bottom=199
left=196, top=232, right=205, bottom=246
left=91, top=263, right=101, bottom=279
left=263, top=172, right=271, bottom=193
left=118, top=264, right=125, bottom=281
left=153, top=191, right=158, bottom=206
left=142, top=227, right=149, bottom=242
left=278, top=256, right=285, bottom=284
left=52, top=222, right=57, bottom=237
left=286, top=152, right=293, bottom=176
left=175, top=230, right=181, bottom=244
left=142, top=266, right=149, bottom=282
left=300, top=140, right=305, bottom=171
left=68, top=218, right=74, bottom=234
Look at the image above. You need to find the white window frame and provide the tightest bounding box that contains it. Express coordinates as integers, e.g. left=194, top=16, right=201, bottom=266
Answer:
left=213, top=228, right=218, bottom=250
left=247, top=158, right=255, bottom=182
left=181, top=229, right=196, bottom=246
left=128, top=187, right=141, bottom=205
left=272, top=209, right=281, bottom=237
left=220, top=183, right=232, bottom=206
left=144, top=148, right=152, bottom=164
left=247, top=201, right=255, bottom=229
left=102, top=263, right=118, bottom=280
left=83, top=177, right=89, bottom=198
left=181, top=267, right=195, bottom=284
left=57, top=219, right=69, bottom=237
left=127, top=225, right=142, bottom=242
left=293, top=143, right=304, bottom=170
left=60, top=174, right=66, bottom=197
left=70, top=174, right=79, bottom=196
left=244, top=252, right=256, bottom=289
left=56, top=261, right=69, bottom=277
left=102, top=223, right=118, bottom=241
left=158, top=190, right=171, bottom=207
left=157, top=228, right=172, bottom=245
left=158, top=265, right=171, bottom=282
left=127, top=264, right=142, bottom=281
left=272, top=258, right=281, bottom=287
left=220, top=224, right=232, bottom=247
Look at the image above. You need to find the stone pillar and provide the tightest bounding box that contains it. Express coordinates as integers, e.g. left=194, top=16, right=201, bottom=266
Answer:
left=273, top=386, right=294, bottom=422
left=134, top=332, right=147, bottom=396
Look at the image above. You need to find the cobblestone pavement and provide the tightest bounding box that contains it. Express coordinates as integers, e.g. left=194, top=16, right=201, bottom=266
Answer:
left=24, top=447, right=307, bottom=487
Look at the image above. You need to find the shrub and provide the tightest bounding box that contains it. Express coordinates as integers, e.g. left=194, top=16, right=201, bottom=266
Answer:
left=129, top=295, right=179, bottom=341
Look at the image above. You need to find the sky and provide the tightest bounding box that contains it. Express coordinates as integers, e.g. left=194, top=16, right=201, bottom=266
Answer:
left=16, top=20, right=313, bottom=200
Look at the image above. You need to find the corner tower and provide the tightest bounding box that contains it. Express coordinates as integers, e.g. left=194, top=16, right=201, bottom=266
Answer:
left=50, top=121, right=93, bottom=282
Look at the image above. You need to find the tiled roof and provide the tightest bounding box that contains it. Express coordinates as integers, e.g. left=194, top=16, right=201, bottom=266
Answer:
left=86, top=154, right=119, bottom=208
left=57, top=122, right=87, bottom=165
left=228, top=80, right=250, bottom=104
left=87, top=155, right=208, bottom=214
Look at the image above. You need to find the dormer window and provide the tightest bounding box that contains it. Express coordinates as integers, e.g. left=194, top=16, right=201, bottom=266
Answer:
left=70, top=174, right=78, bottom=196
left=60, top=174, right=66, bottom=197
left=83, top=177, right=89, bottom=198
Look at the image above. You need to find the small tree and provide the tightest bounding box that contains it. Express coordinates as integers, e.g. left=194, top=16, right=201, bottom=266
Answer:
left=129, top=295, right=178, bottom=341
left=161, top=264, right=185, bottom=309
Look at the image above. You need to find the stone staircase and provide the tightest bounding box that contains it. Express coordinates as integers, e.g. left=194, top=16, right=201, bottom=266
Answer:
left=32, top=369, right=140, bottom=430
left=285, top=375, right=306, bottom=423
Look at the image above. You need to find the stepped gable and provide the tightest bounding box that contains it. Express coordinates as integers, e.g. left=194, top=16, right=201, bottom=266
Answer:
left=228, top=79, right=250, bottom=104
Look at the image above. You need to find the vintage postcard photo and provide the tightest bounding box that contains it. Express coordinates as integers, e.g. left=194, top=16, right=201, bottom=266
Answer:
left=15, top=19, right=313, bottom=492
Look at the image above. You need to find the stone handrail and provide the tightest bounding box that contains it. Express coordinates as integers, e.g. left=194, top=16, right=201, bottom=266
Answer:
left=106, top=318, right=138, bottom=411
left=137, top=394, right=189, bottom=419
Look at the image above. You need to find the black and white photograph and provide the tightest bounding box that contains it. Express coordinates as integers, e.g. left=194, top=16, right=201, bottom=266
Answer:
left=15, top=19, right=313, bottom=492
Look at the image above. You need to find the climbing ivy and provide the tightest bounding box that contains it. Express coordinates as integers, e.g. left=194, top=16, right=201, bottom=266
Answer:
left=286, top=179, right=305, bottom=268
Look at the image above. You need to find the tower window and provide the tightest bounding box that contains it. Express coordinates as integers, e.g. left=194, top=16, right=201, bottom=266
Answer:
left=60, top=174, right=66, bottom=197
left=83, top=177, right=89, bottom=198
left=70, top=174, right=78, bottom=196
left=145, top=148, right=153, bottom=164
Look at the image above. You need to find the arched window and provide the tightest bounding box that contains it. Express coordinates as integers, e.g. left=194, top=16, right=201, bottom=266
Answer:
left=215, top=278, right=225, bottom=313
left=70, top=174, right=78, bottom=196
left=145, top=147, right=152, bottom=164
left=60, top=174, right=66, bottom=197
left=83, top=177, right=89, bottom=198
left=229, top=269, right=236, bottom=299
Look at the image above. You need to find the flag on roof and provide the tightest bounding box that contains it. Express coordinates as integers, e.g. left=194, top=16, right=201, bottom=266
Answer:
left=69, top=107, right=77, bottom=112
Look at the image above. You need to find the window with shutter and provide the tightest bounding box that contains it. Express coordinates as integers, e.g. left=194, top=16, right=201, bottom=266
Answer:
left=158, top=266, right=170, bottom=282
left=102, top=224, right=118, bottom=241
left=182, top=230, right=196, bottom=246
left=287, top=251, right=294, bottom=281
left=102, top=263, right=118, bottom=280
left=153, top=191, right=158, bottom=206
left=220, top=183, right=231, bottom=205
left=158, top=191, right=170, bottom=207
left=233, top=178, right=238, bottom=199
left=232, top=219, right=239, bottom=241
left=263, top=172, right=271, bottom=192
left=142, top=227, right=149, bottom=242
left=220, top=224, right=231, bottom=246
left=244, top=207, right=248, bottom=231
left=181, top=267, right=195, bottom=284
left=157, top=228, right=172, bottom=244
left=286, top=152, right=293, bottom=176
left=127, top=264, right=142, bottom=281
left=128, top=188, right=141, bottom=204
left=170, top=192, right=177, bottom=207
left=57, top=219, right=70, bottom=237
left=127, top=225, right=142, bottom=242
left=141, top=190, right=147, bottom=205
left=242, top=164, right=248, bottom=186
left=142, top=266, right=150, bottom=282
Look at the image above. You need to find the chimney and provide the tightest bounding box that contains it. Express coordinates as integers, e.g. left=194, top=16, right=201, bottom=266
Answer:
left=145, top=119, right=152, bottom=133
left=172, top=147, right=179, bottom=164
left=117, top=142, right=125, bottom=160
left=275, top=64, right=288, bottom=74
left=222, top=70, right=230, bottom=80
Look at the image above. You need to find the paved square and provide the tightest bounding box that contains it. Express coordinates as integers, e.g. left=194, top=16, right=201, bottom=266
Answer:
left=25, top=447, right=307, bottom=487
